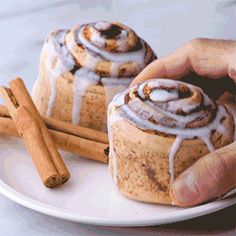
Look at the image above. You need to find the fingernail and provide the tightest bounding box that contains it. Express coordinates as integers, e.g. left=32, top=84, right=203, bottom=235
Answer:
left=228, top=66, right=236, bottom=83
left=172, top=171, right=199, bottom=206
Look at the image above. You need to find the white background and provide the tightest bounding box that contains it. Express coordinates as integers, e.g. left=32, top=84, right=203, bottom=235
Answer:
left=0, top=0, right=235, bottom=235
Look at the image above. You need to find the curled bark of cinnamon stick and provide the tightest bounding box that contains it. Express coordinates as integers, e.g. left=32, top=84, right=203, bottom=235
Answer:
left=45, top=117, right=109, bottom=144
left=0, top=78, right=70, bottom=188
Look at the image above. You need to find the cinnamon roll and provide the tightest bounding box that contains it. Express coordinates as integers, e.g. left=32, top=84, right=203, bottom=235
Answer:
left=32, top=21, right=156, bottom=131
left=108, top=79, right=235, bottom=204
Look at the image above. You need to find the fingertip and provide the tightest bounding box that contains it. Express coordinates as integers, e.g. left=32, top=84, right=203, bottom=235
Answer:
left=171, top=171, right=200, bottom=207
left=130, top=61, right=160, bottom=86
left=130, top=48, right=190, bottom=86
left=228, top=65, right=236, bottom=83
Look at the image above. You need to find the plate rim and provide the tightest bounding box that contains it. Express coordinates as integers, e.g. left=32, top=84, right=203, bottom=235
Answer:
left=0, top=179, right=235, bottom=226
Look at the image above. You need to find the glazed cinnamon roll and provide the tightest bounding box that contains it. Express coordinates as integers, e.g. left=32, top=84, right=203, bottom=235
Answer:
left=108, top=79, right=235, bottom=204
left=32, top=21, right=156, bottom=131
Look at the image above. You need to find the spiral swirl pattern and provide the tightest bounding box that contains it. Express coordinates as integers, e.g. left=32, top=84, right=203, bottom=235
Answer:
left=44, top=21, right=156, bottom=79
left=67, top=21, right=156, bottom=77
left=112, top=79, right=230, bottom=140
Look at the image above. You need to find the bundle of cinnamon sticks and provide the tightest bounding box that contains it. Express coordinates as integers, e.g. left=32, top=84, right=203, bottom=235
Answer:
left=0, top=78, right=109, bottom=188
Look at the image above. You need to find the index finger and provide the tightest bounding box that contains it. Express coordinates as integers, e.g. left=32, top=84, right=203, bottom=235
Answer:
left=131, top=43, right=190, bottom=86
left=131, top=38, right=236, bottom=86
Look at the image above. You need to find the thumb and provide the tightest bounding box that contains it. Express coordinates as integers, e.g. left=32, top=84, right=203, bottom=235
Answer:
left=228, top=60, right=236, bottom=84
left=171, top=142, right=236, bottom=207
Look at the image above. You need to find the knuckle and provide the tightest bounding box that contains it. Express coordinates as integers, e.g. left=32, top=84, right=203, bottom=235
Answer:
left=217, top=152, right=236, bottom=185
left=200, top=155, right=227, bottom=185
left=189, top=38, right=206, bottom=48
left=183, top=38, right=210, bottom=68
left=212, top=151, right=235, bottom=187
left=202, top=157, right=221, bottom=185
left=185, top=38, right=208, bottom=54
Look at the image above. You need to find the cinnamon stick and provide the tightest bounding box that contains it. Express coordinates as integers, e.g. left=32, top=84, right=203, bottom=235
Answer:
left=0, top=105, right=109, bottom=163
left=45, top=117, right=108, bottom=144
left=0, top=105, right=109, bottom=144
left=0, top=78, right=70, bottom=188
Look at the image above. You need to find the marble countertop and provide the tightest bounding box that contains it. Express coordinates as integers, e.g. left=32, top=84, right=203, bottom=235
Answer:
left=0, top=0, right=235, bottom=235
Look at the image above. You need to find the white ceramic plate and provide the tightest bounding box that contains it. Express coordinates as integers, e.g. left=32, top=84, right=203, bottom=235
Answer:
left=0, top=136, right=235, bottom=227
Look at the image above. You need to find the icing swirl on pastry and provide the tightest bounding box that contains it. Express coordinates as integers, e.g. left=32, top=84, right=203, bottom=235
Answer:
left=69, top=21, right=156, bottom=77
left=40, top=21, right=156, bottom=125
left=109, top=79, right=234, bottom=182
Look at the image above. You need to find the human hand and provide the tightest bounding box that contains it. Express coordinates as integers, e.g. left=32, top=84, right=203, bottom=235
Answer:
left=131, top=38, right=236, bottom=206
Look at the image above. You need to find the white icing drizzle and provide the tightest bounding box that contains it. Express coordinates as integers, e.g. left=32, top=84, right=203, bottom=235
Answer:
left=94, top=21, right=111, bottom=30
left=43, top=30, right=75, bottom=117
left=44, top=30, right=75, bottom=77
left=146, top=99, right=206, bottom=126
left=117, top=30, right=129, bottom=51
left=110, top=63, right=121, bottom=77
left=78, top=28, right=146, bottom=62
left=75, top=22, right=154, bottom=77
left=84, top=53, right=101, bottom=71
left=90, top=30, right=106, bottom=48
left=107, top=103, right=122, bottom=188
left=149, top=89, right=179, bottom=102
left=169, top=137, right=183, bottom=183
left=76, top=23, right=152, bottom=76
left=119, top=103, right=227, bottom=140
left=47, top=75, right=57, bottom=117
left=109, top=79, right=233, bottom=184
left=73, top=68, right=100, bottom=125
left=201, top=135, right=215, bottom=152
